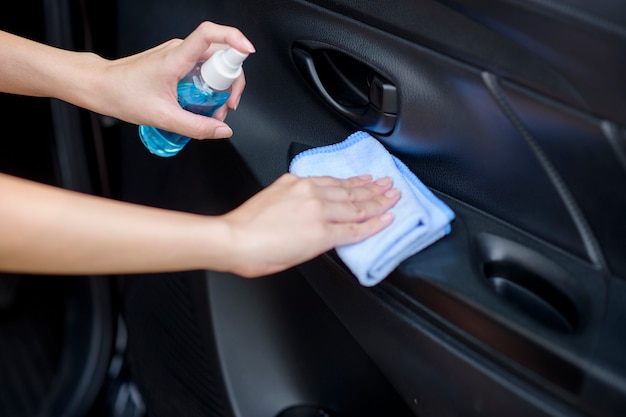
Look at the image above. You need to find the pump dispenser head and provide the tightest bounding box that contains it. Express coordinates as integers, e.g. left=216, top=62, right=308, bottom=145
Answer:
left=200, top=47, right=249, bottom=91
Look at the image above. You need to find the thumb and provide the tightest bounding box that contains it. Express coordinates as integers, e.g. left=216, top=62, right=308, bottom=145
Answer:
left=166, top=106, right=233, bottom=139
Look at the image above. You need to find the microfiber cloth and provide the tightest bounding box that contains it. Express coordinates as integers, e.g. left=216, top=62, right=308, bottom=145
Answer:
left=289, top=131, right=455, bottom=287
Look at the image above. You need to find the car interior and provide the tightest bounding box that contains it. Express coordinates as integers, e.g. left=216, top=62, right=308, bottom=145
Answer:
left=1, top=0, right=624, bottom=416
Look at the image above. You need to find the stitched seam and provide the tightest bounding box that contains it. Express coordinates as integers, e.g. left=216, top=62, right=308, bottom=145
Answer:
left=482, top=71, right=607, bottom=270
left=601, top=121, right=626, bottom=175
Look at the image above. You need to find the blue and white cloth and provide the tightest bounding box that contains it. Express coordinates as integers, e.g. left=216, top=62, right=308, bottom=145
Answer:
left=289, top=131, right=455, bottom=287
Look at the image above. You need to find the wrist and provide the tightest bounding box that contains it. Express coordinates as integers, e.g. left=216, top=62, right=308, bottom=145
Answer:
left=66, top=52, right=110, bottom=113
left=193, top=216, right=240, bottom=273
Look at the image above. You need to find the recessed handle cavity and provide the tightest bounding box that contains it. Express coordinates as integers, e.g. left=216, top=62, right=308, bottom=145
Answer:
left=477, top=234, right=583, bottom=333
left=292, top=46, right=397, bottom=134
left=484, top=262, right=579, bottom=333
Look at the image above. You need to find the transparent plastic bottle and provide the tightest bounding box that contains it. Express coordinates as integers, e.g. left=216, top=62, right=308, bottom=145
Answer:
left=139, top=47, right=249, bottom=157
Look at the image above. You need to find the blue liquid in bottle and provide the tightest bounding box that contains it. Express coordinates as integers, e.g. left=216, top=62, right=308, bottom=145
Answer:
left=138, top=48, right=248, bottom=157
left=139, top=67, right=230, bottom=157
left=139, top=78, right=230, bottom=156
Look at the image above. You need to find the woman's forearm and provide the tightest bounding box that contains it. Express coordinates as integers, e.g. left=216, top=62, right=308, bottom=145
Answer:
left=0, top=173, right=232, bottom=275
left=0, top=30, right=104, bottom=106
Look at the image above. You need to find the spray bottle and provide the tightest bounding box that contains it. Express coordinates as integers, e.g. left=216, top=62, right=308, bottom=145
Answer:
left=139, top=47, right=249, bottom=157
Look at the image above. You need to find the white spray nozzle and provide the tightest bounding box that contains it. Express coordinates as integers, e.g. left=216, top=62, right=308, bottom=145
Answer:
left=200, top=47, right=249, bottom=91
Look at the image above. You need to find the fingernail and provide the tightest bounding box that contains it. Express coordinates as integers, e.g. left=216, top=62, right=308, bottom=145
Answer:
left=385, top=188, right=400, bottom=198
left=358, top=174, right=372, bottom=180
left=232, top=96, right=241, bottom=110
left=380, top=212, right=394, bottom=223
left=243, top=38, right=256, bottom=53
left=375, top=176, right=391, bottom=186
left=215, top=126, right=233, bottom=138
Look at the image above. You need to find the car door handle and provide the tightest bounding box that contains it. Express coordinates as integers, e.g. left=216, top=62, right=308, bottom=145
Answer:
left=292, top=46, right=398, bottom=135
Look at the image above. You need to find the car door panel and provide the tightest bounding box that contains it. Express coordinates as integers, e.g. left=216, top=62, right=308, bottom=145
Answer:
left=113, top=0, right=626, bottom=416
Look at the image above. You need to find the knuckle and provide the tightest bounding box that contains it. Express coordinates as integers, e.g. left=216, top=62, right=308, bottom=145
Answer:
left=277, top=173, right=296, bottom=183
left=198, top=21, right=217, bottom=33
left=182, top=118, right=206, bottom=139
left=356, top=206, right=368, bottom=220
left=294, top=178, right=317, bottom=195
left=347, top=202, right=363, bottom=220
left=346, top=223, right=363, bottom=241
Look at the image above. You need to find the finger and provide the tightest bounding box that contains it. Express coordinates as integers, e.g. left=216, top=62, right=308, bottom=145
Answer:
left=307, top=174, right=375, bottom=188
left=328, top=212, right=395, bottom=247
left=276, top=173, right=374, bottom=189
left=318, top=175, right=392, bottom=190
left=212, top=105, right=229, bottom=122
left=165, top=106, right=233, bottom=139
left=175, top=21, right=255, bottom=65
left=227, top=73, right=247, bottom=110
left=323, top=188, right=400, bottom=223
left=316, top=177, right=394, bottom=202
left=199, top=42, right=229, bottom=61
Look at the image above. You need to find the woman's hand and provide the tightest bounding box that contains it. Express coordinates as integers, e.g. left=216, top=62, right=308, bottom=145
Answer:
left=95, top=21, right=255, bottom=139
left=220, top=174, right=400, bottom=277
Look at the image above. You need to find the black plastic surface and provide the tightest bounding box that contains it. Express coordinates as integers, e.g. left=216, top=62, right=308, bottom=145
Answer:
left=0, top=276, right=114, bottom=417
left=208, top=269, right=413, bottom=417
